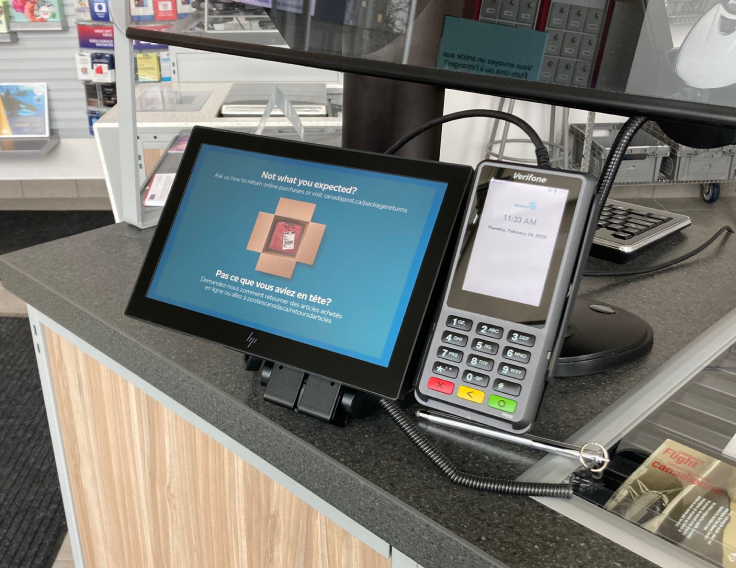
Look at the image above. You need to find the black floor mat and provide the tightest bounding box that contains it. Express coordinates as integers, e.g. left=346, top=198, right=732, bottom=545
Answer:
left=0, top=317, right=66, bottom=568
left=0, top=210, right=115, bottom=257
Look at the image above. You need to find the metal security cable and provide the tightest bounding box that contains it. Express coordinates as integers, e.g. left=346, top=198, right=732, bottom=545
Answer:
left=595, top=117, right=648, bottom=203
left=379, top=399, right=573, bottom=498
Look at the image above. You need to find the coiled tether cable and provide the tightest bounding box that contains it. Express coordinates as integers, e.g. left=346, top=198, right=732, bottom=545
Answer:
left=379, top=399, right=574, bottom=498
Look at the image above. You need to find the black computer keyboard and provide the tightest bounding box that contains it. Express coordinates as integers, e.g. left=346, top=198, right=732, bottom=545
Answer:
left=591, top=199, right=691, bottom=263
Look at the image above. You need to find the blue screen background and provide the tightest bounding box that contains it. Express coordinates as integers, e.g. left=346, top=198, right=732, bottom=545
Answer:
left=147, top=144, right=447, bottom=366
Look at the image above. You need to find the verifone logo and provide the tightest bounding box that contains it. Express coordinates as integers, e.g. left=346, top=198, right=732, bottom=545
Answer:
left=513, top=172, right=547, bottom=183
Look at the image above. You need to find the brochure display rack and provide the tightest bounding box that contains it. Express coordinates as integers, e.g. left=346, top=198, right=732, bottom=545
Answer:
left=0, top=130, right=59, bottom=158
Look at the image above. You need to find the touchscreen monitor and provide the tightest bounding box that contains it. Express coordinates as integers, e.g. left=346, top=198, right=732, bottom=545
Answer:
left=127, top=127, right=473, bottom=398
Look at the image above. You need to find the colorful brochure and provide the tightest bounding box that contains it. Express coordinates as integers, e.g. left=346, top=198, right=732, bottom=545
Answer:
left=130, top=0, right=153, bottom=20
left=144, top=173, right=175, bottom=206
left=74, top=0, right=90, bottom=20
left=136, top=52, right=161, bottom=82
left=75, top=53, right=93, bottom=81
left=91, top=52, right=115, bottom=83
left=0, top=83, right=49, bottom=138
left=0, top=0, right=10, bottom=32
left=175, top=0, right=192, bottom=18
left=607, top=439, right=736, bottom=567
left=90, top=0, right=109, bottom=21
left=10, top=0, right=64, bottom=23
left=153, top=0, right=175, bottom=20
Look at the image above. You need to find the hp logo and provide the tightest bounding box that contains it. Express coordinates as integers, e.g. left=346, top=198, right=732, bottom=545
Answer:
left=246, top=332, right=258, bottom=348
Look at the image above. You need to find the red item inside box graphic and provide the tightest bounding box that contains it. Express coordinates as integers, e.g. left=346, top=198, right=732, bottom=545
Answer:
left=246, top=198, right=325, bottom=279
left=267, top=220, right=305, bottom=254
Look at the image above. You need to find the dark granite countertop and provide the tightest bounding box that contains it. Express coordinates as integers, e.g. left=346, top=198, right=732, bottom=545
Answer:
left=2, top=220, right=734, bottom=568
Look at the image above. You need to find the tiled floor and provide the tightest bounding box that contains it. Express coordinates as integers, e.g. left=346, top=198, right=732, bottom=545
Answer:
left=52, top=535, right=74, bottom=568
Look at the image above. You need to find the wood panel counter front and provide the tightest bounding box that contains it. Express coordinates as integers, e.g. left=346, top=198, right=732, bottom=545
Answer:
left=46, top=329, right=389, bottom=568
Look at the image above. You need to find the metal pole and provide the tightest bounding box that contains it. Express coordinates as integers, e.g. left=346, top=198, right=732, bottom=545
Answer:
left=402, top=0, right=418, bottom=64
left=486, top=97, right=506, bottom=159
left=581, top=111, right=596, bottom=173
left=497, top=98, right=515, bottom=161
left=562, top=106, right=569, bottom=169
left=111, top=0, right=140, bottom=225
left=549, top=105, right=557, bottom=165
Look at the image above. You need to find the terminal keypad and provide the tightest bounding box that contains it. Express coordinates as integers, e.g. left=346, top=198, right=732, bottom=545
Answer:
left=428, top=315, right=535, bottom=415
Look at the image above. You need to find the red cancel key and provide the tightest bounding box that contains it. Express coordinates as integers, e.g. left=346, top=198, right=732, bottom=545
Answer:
left=428, top=377, right=454, bottom=395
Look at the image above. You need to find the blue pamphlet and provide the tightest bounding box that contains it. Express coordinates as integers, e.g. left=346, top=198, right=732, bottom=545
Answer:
left=91, top=0, right=109, bottom=21
left=0, top=83, right=49, bottom=138
left=437, top=17, right=548, bottom=82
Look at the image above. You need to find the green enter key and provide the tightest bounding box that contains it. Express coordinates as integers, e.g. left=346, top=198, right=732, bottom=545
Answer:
left=488, top=395, right=517, bottom=413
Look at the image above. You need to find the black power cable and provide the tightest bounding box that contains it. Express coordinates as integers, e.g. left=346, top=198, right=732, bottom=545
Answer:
left=384, top=110, right=552, bottom=169
left=585, top=225, right=734, bottom=278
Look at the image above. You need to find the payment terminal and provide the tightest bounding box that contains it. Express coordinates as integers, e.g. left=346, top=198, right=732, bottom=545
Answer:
left=415, top=161, right=599, bottom=433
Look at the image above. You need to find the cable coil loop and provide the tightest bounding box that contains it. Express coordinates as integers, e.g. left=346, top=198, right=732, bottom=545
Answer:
left=379, top=399, right=573, bottom=498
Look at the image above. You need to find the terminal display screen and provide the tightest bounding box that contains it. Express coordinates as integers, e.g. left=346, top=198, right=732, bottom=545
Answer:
left=145, top=143, right=448, bottom=367
left=462, top=179, right=569, bottom=307
left=447, top=174, right=580, bottom=327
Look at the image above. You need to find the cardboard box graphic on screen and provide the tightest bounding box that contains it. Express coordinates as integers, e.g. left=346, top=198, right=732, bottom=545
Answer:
left=247, top=198, right=326, bottom=279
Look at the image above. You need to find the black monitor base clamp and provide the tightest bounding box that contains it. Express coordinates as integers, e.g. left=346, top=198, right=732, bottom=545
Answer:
left=246, top=356, right=380, bottom=426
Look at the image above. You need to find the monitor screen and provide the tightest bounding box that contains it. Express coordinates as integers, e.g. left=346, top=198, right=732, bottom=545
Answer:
left=145, top=143, right=448, bottom=367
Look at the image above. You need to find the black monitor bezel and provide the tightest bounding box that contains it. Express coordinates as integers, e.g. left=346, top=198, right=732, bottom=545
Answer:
left=126, top=27, right=736, bottom=130
left=126, top=126, right=474, bottom=399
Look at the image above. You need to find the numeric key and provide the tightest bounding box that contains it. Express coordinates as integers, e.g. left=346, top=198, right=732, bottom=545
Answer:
left=498, top=362, right=526, bottom=380
left=446, top=315, right=472, bottom=331
left=462, top=370, right=490, bottom=388
left=471, top=339, right=499, bottom=355
left=467, top=354, right=493, bottom=372
left=437, top=346, right=463, bottom=363
left=502, top=346, right=531, bottom=364
left=477, top=322, right=503, bottom=338
left=507, top=330, right=535, bottom=347
left=442, top=331, right=468, bottom=347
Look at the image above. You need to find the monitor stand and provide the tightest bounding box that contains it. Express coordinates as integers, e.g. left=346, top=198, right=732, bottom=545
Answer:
left=245, top=359, right=381, bottom=426
left=555, top=299, right=653, bottom=377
